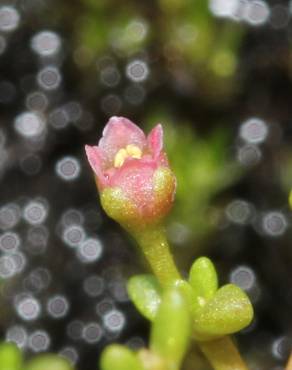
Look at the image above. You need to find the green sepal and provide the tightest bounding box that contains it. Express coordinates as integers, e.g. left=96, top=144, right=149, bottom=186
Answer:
left=153, top=167, right=176, bottom=203
left=127, top=274, right=162, bottom=321
left=189, top=257, right=218, bottom=305
left=100, top=345, right=144, bottom=370
left=100, top=187, right=137, bottom=230
left=23, top=354, right=73, bottom=370
left=193, top=284, right=254, bottom=341
left=150, top=288, right=191, bottom=369
left=0, top=342, right=23, bottom=370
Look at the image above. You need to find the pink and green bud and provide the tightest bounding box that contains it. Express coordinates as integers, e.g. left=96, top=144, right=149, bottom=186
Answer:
left=85, top=117, right=176, bottom=231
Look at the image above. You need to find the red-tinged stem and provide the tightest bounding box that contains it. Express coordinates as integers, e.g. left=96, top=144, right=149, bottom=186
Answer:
left=199, top=336, right=249, bottom=370
left=286, top=353, right=292, bottom=370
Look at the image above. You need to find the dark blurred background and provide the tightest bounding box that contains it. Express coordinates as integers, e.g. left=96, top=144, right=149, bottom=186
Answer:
left=1, top=0, right=292, bottom=369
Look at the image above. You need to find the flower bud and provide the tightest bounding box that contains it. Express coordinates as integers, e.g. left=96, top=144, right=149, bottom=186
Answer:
left=85, top=117, right=176, bottom=231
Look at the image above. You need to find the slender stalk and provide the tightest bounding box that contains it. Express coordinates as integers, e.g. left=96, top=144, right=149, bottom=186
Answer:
left=286, top=353, right=292, bottom=370
left=199, top=337, right=248, bottom=370
left=133, top=225, right=180, bottom=286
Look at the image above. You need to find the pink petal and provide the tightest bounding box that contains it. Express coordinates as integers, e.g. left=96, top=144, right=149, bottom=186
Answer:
left=147, top=124, right=163, bottom=160
left=85, top=145, right=107, bottom=188
left=99, top=116, right=146, bottom=164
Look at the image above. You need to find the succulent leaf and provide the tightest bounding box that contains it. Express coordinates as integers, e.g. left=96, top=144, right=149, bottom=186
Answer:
left=189, top=257, right=218, bottom=304
left=0, top=342, right=23, bottom=370
left=23, top=354, right=73, bottom=370
left=101, top=345, right=144, bottom=370
left=150, top=288, right=191, bottom=369
left=193, top=284, right=254, bottom=340
left=127, top=274, right=162, bottom=321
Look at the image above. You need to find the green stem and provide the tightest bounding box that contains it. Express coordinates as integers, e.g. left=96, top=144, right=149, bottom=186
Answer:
left=199, top=336, right=249, bottom=370
left=133, top=225, right=249, bottom=370
left=133, top=225, right=180, bottom=287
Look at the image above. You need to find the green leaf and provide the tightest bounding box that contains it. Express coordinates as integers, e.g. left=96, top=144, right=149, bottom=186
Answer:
left=150, top=288, right=191, bottom=369
left=189, top=257, right=218, bottom=306
left=174, top=279, right=197, bottom=312
left=23, top=355, right=74, bottom=370
left=193, top=284, right=254, bottom=340
left=100, top=345, right=144, bottom=370
left=127, top=274, right=162, bottom=321
left=0, top=342, right=22, bottom=370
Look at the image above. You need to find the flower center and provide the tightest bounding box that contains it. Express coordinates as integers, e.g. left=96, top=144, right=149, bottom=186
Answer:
left=114, top=144, right=142, bottom=168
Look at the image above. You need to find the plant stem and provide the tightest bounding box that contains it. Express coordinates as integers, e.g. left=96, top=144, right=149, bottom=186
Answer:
left=199, top=336, right=249, bottom=370
left=286, top=353, right=292, bottom=370
left=134, top=226, right=249, bottom=370
left=133, top=225, right=180, bottom=287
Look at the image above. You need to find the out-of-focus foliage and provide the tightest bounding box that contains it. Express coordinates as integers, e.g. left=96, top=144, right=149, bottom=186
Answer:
left=24, top=354, right=73, bottom=370
left=0, top=343, right=73, bottom=370
left=146, top=113, right=241, bottom=248
left=158, top=0, right=243, bottom=96
left=69, top=0, right=244, bottom=101
left=0, top=342, right=22, bottom=370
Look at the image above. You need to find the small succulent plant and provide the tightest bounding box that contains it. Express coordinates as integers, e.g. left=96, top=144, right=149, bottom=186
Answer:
left=85, top=117, right=254, bottom=370
left=3, top=116, right=292, bottom=370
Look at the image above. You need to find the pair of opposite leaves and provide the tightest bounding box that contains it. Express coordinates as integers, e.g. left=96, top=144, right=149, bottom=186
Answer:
left=128, top=257, right=253, bottom=341
left=102, top=257, right=253, bottom=370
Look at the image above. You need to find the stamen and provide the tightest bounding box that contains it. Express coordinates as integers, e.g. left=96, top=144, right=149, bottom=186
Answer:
left=114, top=145, right=142, bottom=168
left=114, top=148, right=128, bottom=168
left=126, top=144, right=142, bottom=159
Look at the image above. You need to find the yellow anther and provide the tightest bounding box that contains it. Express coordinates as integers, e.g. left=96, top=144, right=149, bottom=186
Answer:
left=114, top=145, right=142, bottom=168
left=114, top=148, right=128, bottom=168
left=126, top=144, right=142, bottom=159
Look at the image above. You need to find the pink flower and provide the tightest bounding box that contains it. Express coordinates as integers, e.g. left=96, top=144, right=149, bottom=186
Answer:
left=85, top=116, right=176, bottom=229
